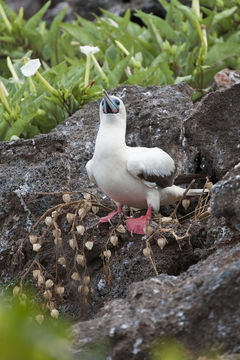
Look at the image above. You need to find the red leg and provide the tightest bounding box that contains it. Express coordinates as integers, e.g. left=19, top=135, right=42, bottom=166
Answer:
left=126, top=205, right=152, bottom=235
left=98, top=204, right=123, bottom=226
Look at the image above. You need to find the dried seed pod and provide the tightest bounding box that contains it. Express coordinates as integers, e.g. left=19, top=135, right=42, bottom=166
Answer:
left=47, top=301, right=55, bottom=310
left=33, top=243, right=41, bottom=252
left=71, top=272, right=80, bottom=281
left=51, top=210, right=58, bottom=219
left=143, top=247, right=151, bottom=257
left=33, top=269, right=41, bottom=279
left=85, top=241, right=94, bottom=251
left=57, top=257, right=66, bottom=266
left=76, top=225, right=85, bottom=235
left=84, top=201, right=92, bottom=211
left=144, top=225, right=153, bottom=236
left=110, top=235, right=118, bottom=247
left=69, top=239, right=76, bottom=250
left=66, top=213, right=75, bottom=223
left=78, top=208, right=86, bottom=218
left=206, top=181, right=213, bottom=190
left=29, top=234, right=38, bottom=244
left=182, top=199, right=190, bottom=210
left=45, top=279, right=54, bottom=289
left=13, top=286, right=21, bottom=297
left=103, top=250, right=111, bottom=259
left=83, top=192, right=91, bottom=200
left=157, top=237, right=167, bottom=250
left=52, top=228, right=61, bottom=238
left=76, top=254, right=86, bottom=267
left=37, top=275, right=44, bottom=287
left=82, top=285, right=89, bottom=296
left=50, top=309, right=59, bottom=319
left=43, top=290, right=52, bottom=300
left=62, top=193, right=71, bottom=203
left=56, top=286, right=64, bottom=296
left=161, top=216, right=172, bottom=224
left=45, top=216, right=53, bottom=226
left=54, top=237, right=62, bottom=247
left=91, top=206, right=99, bottom=214
left=77, top=285, right=83, bottom=294
left=83, top=276, right=90, bottom=285
left=116, top=224, right=126, bottom=233
left=35, top=314, right=44, bottom=325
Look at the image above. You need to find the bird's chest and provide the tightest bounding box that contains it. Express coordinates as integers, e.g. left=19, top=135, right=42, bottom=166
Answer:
left=91, top=153, right=146, bottom=206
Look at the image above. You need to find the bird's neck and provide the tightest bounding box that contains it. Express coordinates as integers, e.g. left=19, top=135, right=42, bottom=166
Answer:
left=94, top=122, right=127, bottom=157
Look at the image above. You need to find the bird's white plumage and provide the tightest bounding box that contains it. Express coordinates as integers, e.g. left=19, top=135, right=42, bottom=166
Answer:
left=86, top=94, right=199, bottom=213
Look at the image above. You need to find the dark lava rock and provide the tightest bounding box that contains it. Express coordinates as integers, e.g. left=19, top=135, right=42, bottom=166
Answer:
left=72, top=242, right=240, bottom=359
left=184, top=83, right=240, bottom=180
left=0, top=83, right=240, bottom=358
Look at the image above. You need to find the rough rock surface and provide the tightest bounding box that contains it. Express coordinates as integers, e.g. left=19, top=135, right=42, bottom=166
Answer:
left=0, top=83, right=240, bottom=358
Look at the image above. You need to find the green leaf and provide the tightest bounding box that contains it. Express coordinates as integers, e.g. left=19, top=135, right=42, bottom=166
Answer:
left=108, top=55, right=131, bottom=88
left=206, top=42, right=240, bottom=66
left=212, top=6, right=237, bottom=26
left=25, top=1, right=50, bottom=29
left=49, top=7, right=68, bottom=66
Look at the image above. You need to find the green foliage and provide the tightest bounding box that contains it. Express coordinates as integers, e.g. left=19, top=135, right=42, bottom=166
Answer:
left=0, top=297, right=73, bottom=360
left=0, top=0, right=240, bottom=140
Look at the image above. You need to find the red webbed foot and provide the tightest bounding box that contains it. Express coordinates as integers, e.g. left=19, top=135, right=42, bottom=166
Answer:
left=125, top=205, right=152, bottom=235
left=98, top=205, right=123, bottom=226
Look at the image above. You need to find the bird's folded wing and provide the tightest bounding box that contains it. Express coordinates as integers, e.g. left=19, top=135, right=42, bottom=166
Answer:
left=127, top=147, right=177, bottom=188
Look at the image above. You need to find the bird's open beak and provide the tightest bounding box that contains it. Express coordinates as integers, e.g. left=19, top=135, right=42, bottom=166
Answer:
left=102, top=90, right=119, bottom=114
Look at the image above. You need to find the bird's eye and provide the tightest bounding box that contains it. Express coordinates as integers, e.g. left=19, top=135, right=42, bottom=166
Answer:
left=114, top=99, right=120, bottom=106
left=102, top=99, right=104, bottom=106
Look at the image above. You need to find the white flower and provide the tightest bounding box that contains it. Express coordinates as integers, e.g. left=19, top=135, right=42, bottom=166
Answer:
left=80, top=45, right=100, bottom=56
left=21, top=59, right=41, bottom=77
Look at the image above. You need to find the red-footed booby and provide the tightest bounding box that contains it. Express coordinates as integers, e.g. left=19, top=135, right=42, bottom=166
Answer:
left=86, top=91, right=206, bottom=235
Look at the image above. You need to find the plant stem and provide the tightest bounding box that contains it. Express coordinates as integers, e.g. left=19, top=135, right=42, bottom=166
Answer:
left=0, top=80, right=11, bottom=114
left=91, top=54, right=109, bottom=87
left=0, top=3, right=12, bottom=32
left=84, top=54, right=90, bottom=87
left=7, top=56, right=19, bottom=81
left=35, top=71, right=59, bottom=97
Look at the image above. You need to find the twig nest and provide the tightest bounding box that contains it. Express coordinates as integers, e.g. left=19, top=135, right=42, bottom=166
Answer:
left=45, top=216, right=53, bottom=226
left=50, top=309, right=59, bottom=319
left=57, top=257, right=66, bottom=266
left=110, top=235, right=118, bottom=246
left=182, top=199, right=190, bottom=210
left=45, top=279, right=54, bottom=288
left=76, top=254, right=86, bottom=266
left=62, top=193, right=71, bottom=203
left=35, top=314, right=44, bottom=325
left=33, top=243, right=41, bottom=252
left=66, top=213, right=75, bottom=223
left=76, top=225, right=85, bottom=235
left=85, top=241, right=94, bottom=251
left=143, top=247, right=151, bottom=257
left=157, top=237, right=168, bottom=250
left=71, top=272, right=80, bottom=281
left=29, top=234, right=38, bottom=244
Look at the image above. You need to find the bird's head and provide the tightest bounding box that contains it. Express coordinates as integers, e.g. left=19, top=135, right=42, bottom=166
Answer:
left=100, top=90, right=126, bottom=124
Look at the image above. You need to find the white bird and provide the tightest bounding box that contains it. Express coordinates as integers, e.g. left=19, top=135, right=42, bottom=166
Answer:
left=86, top=91, right=206, bottom=235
